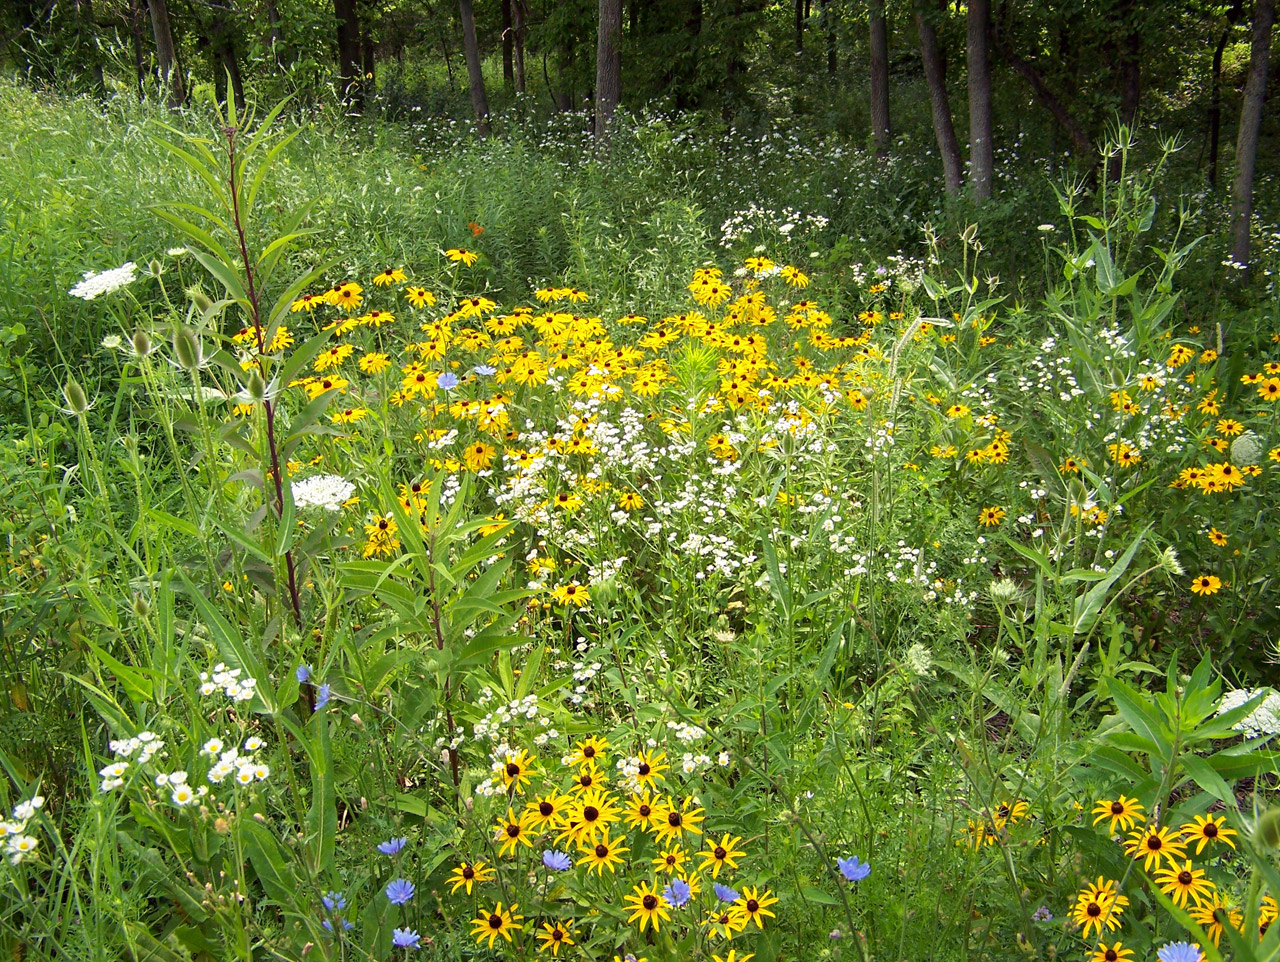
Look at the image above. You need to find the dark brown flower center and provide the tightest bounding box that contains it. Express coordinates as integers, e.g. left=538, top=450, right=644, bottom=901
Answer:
left=715, top=847, right=727, bottom=859
left=583, top=806, right=599, bottom=822
left=668, top=812, right=682, bottom=827
left=1105, top=951, right=1118, bottom=961
left=638, top=763, right=651, bottom=775
left=642, top=895, right=657, bottom=910
left=506, top=763, right=520, bottom=777
left=1203, top=823, right=1218, bottom=838
left=1111, top=802, right=1124, bottom=814
left=489, top=915, right=502, bottom=929
left=583, top=746, right=595, bottom=758
left=463, top=866, right=475, bottom=879
left=1147, top=836, right=1162, bottom=851
left=553, top=930, right=563, bottom=941
left=506, top=824, right=520, bottom=837
left=638, top=804, right=651, bottom=817
left=1179, top=871, right=1193, bottom=885
left=747, top=899, right=759, bottom=913
left=1087, top=903, right=1102, bottom=917
left=594, top=844, right=608, bottom=858
left=539, top=802, right=554, bottom=816
left=578, top=774, right=592, bottom=787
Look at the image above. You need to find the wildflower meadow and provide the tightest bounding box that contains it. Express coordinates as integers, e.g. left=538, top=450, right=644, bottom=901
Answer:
left=2, top=4, right=1280, bottom=961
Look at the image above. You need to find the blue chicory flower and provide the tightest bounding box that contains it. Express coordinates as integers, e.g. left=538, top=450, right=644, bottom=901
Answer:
left=321, top=891, right=347, bottom=912
left=437, top=372, right=459, bottom=391
left=378, top=837, right=408, bottom=855
left=384, top=878, right=415, bottom=905
left=713, top=882, right=740, bottom=903
left=837, top=855, right=871, bottom=882
left=1157, top=943, right=1204, bottom=962
left=1031, top=905, right=1053, bottom=922
left=315, top=683, right=331, bottom=711
left=662, top=878, right=692, bottom=908
left=322, top=917, right=354, bottom=932
left=472, top=364, right=496, bottom=376
left=542, top=849, right=572, bottom=871
left=392, top=928, right=420, bottom=949
left=295, top=664, right=311, bottom=683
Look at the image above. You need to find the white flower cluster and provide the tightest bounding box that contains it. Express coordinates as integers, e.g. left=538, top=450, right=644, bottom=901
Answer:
left=291, top=474, right=356, bottom=512
left=1217, top=689, right=1280, bottom=738
left=0, top=795, right=44, bottom=864
left=668, top=720, right=705, bottom=743
left=69, top=262, right=138, bottom=300
left=201, top=736, right=271, bottom=788
left=198, top=663, right=257, bottom=702
left=101, top=731, right=165, bottom=790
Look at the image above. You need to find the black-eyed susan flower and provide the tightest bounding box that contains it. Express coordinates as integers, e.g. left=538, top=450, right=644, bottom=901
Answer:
left=497, top=748, right=536, bottom=793
left=558, top=788, right=620, bottom=845
left=1071, top=878, right=1128, bottom=938
left=978, top=506, right=1006, bottom=527
left=535, top=921, right=576, bottom=956
left=712, top=952, right=755, bottom=962
left=494, top=807, right=535, bottom=856
left=1154, top=859, right=1214, bottom=908
left=448, top=860, right=495, bottom=895
left=359, top=351, right=391, bottom=374
left=992, top=799, right=1029, bottom=828
left=698, top=833, right=745, bottom=877
left=1179, top=814, right=1237, bottom=854
left=633, top=751, right=669, bottom=790
left=565, top=736, right=609, bottom=768
left=404, top=285, right=435, bottom=308
left=704, top=907, right=748, bottom=938
left=290, top=293, right=322, bottom=312
left=1089, top=943, right=1135, bottom=962
left=525, top=792, right=570, bottom=831
left=1124, top=824, right=1188, bottom=871
left=575, top=827, right=628, bottom=874
left=652, top=846, right=687, bottom=875
left=372, top=267, right=406, bottom=286
left=623, top=792, right=661, bottom=833
left=1257, top=377, right=1280, bottom=401
left=470, top=902, right=522, bottom=949
left=1189, top=891, right=1243, bottom=946
left=653, top=796, right=704, bottom=843
left=551, top=583, right=590, bottom=607
left=445, top=248, right=479, bottom=266
left=617, top=491, right=644, bottom=511
left=565, top=762, right=606, bottom=796
left=1190, top=574, right=1222, bottom=596
left=1092, top=795, right=1145, bottom=834
left=624, top=880, right=671, bottom=932
left=731, top=886, right=777, bottom=930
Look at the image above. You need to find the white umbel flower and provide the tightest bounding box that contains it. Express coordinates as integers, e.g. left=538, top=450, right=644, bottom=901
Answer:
left=69, top=262, right=138, bottom=300
left=291, top=475, right=356, bottom=512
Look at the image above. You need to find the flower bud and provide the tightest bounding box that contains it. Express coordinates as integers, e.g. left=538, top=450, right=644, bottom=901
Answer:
left=63, top=377, right=90, bottom=415
left=989, top=578, right=1020, bottom=606
left=131, top=593, right=151, bottom=619
left=246, top=371, right=266, bottom=403
left=186, top=286, right=214, bottom=316
left=173, top=326, right=204, bottom=371
left=131, top=329, right=153, bottom=358
left=1257, top=806, right=1280, bottom=849
left=148, top=258, right=163, bottom=278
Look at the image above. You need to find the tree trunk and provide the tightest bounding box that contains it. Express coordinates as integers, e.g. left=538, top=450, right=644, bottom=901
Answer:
left=966, top=0, right=994, bottom=198
left=502, top=0, right=514, bottom=90
left=513, top=0, right=527, bottom=93
left=77, top=0, right=106, bottom=93
left=795, top=0, right=804, bottom=54
left=147, top=0, right=185, bottom=107
left=822, top=0, right=836, bottom=73
left=362, top=30, right=376, bottom=89
left=1231, top=0, right=1275, bottom=276
left=1207, top=27, right=1230, bottom=188
left=265, top=0, right=285, bottom=70
left=334, top=0, right=362, bottom=109
left=916, top=0, right=963, bottom=195
left=131, top=0, right=147, bottom=99
left=595, top=0, right=623, bottom=139
left=869, top=0, right=890, bottom=155
left=459, top=0, right=490, bottom=134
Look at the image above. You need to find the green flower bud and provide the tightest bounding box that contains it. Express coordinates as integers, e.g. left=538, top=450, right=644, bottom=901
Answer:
left=186, top=286, right=214, bottom=316
left=246, top=371, right=266, bottom=403
left=173, top=326, right=204, bottom=371
left=131, top=329, right=153, bottom=358
left=1257, top=806, right=1280, bottom=849
left=62, top=377, right=90, bottom=416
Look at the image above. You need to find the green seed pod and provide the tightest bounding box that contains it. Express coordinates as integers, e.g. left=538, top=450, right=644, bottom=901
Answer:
left=989, top=578, right=1020, bottom=606
left=148, top=258, right=163, bottom=278
left=186, top=286, right=213, bottom=316
left=62, top=377, right=90, bottom=415
left=245, top=371, right=266, bottom=403
left=1257, top=806, right=1280, bottom=849
left=131, top=329, right=153, bottom=358
left=1231, top=431, right=1263, bottom=466
left=173, top=326, right=204, bottom=371
left=131, top=592, right=151, bottom=619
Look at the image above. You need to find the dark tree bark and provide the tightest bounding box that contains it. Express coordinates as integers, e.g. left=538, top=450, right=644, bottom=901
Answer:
left=1231, top=0, right=1275, bottom=276
left=130, top=0, right=147, bottom=99
left=147, top=0, right=185, bottom=107
left=362, top=29, right=375, bottom=88
left=513, top=0, right=527, bottom=93
left=595, top=0, right=622, bottom=139
left=76, top=0, right=106, bottom=93
left=334, top=0, right=362, bottom=109
left=967, top=0, right=994, bottom=197
left=869, top=0, right=890, bottom=155
left=795, top=0, right=804, bottom=54
left=459, top=0, right=490, bottom=134
left=822, top=0, right=836, bottom=73
left=265, top=0, right=285, bottom=69
left=1207, top=27, right=1230, bottom=188
left=1106, top=0, right=1141, bottom=180
left=502, top=0, right=514, bottom=90
left=995, top=33, right=1093, bottom=160
left=916, top=0, right=963, bottom=195
left=208, top=11, right=245, bottom=113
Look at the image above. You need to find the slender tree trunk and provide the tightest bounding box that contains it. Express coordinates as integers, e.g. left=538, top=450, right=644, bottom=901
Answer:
left=822, top=0, right=836, bottom=73
left=147, top=0, right=185, bottom=107
left=502, top=0, right=514, bottom=90
left=131, top=0, right=147, bottom=99
left=966, top=0, right=994, bottom=198
left=459, top=0, right=490, bottom=134
left=362, top=30, right=375, bottom=89
left=1231, top=0, right=1275, bottom=276
left=1208, top=27, right=1230, bottom=188
left=916, top=0, right=963, bottom=194
left=795, top=0, right=804, bottom=54
left=595, top=0, right=623, bottom=139
left=513, top=0, right=527, bottom=93
left=334, top=0, right=362, bottom=109
left=77, top=0, right=106, bottom=93
left=869, top=0, right=890, bottom=155
left=265, top=0, right=285, bottom=69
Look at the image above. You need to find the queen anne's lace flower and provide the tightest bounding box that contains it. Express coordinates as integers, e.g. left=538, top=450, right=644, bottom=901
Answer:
left=292, top=475, right=356, bottom=511
left=1217, top=688, right=1280, bottom=738
left=69, top=262, right=138, bottom=300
